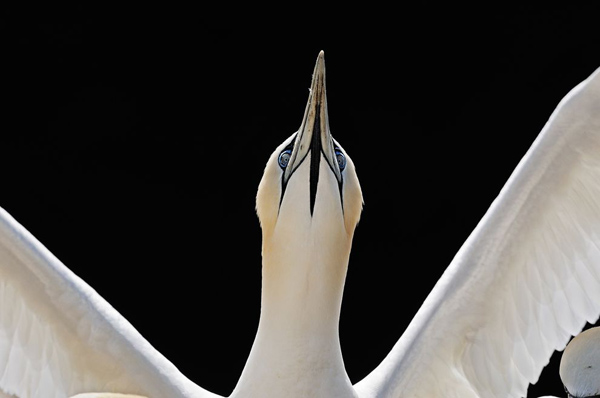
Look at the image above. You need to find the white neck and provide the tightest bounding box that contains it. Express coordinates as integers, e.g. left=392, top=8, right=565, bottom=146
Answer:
left=231, top=214, right=358, bottom=398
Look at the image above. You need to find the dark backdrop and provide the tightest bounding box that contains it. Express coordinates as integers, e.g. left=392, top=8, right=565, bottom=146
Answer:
left=3, top=5, right=600, bottom=397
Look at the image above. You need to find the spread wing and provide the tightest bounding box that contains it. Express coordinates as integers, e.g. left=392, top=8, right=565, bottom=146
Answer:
left=0, top=206, right=222, bottom=398
left=354, top=66, right=600, bottom=398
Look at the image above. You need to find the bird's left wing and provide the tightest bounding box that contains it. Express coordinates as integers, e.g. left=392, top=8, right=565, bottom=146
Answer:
left=354, top=66, right=600, bottom=398
left=0, top=206, right=221, bottom=398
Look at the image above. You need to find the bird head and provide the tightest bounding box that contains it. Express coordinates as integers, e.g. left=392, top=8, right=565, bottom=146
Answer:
left=255, top=51, right=363, bottom=282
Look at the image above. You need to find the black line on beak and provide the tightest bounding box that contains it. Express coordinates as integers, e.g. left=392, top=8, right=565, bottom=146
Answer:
left=309, top=105, right=321, bottom=216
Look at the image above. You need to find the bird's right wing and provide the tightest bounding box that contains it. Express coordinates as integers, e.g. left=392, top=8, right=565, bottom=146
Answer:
left=0, top=206, right=222, bottom=398
left=354, top=66, right=600, bottom=398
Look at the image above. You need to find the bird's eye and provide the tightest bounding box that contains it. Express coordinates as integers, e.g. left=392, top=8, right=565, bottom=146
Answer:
left=278, top=149, right=292, bottom=169
left=335, top=149, right=346, bottom=171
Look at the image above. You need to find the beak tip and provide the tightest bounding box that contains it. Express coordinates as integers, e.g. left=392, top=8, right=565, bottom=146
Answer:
left=314, top=51, right=326, bottom=82
left=317, top=51, right=325, bottom=69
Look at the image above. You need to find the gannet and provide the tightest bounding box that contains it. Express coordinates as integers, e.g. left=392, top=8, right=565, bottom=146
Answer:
left=1, top=51, right=600, bottom=397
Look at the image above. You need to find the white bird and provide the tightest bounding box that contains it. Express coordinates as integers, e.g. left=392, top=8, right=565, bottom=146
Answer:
left=1, top=50, right=600, bottom=397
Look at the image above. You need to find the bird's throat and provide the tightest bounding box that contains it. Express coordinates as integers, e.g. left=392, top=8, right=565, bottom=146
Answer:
left=231, top=227, right=357, bottom=397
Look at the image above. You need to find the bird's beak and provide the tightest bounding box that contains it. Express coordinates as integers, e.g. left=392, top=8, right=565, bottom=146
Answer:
left=283, top=51, right=342, bottom=215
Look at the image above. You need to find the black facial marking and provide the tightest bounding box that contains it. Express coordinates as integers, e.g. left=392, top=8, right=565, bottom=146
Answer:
left=309, top=107, right=321, bottom=216
left=278, top=122, right=345, bottom=217
left=323, top=143, right=344, bottom=212
left=279, top=138, right=296, bottom=208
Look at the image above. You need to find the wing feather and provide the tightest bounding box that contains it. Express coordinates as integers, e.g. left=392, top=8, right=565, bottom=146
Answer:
left=0, top=207, right=221, bottom=398
left=355, top=66, right=600, bottom=397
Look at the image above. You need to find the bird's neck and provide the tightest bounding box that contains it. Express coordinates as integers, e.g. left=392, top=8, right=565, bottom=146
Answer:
left=231, top=223, right=358, bottom=397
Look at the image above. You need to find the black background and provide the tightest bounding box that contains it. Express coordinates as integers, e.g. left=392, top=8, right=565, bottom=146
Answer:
left=3, top=5, right=600, bottom=397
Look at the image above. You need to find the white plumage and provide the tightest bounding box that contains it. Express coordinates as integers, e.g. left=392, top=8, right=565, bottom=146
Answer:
left=1, top=51, right=600, bottom=397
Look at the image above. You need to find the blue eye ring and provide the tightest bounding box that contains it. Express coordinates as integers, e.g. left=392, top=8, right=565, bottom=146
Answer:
left=335, top=149, right=346, bottom=171
left=278, top=149, right=292, bottom=169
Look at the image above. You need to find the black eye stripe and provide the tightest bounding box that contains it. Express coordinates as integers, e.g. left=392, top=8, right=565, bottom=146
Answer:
left=278, top=135, right=297, bottom=170
left=327, top=146, right=344, bottom=213
left=283, top=140, right=295, bottom=152
left=278, top=137, right=296, bottom=208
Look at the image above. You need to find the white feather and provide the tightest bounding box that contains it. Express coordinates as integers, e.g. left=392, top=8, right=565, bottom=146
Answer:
left=355, top=66, right=600, bottom=397
left=0, top=207, right=220, bottom=398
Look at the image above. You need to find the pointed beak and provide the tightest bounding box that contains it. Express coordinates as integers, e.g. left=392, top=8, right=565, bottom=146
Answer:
left=283, top=51, right=342, bottom=212
left=283, top=51, right=342, bottom=215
